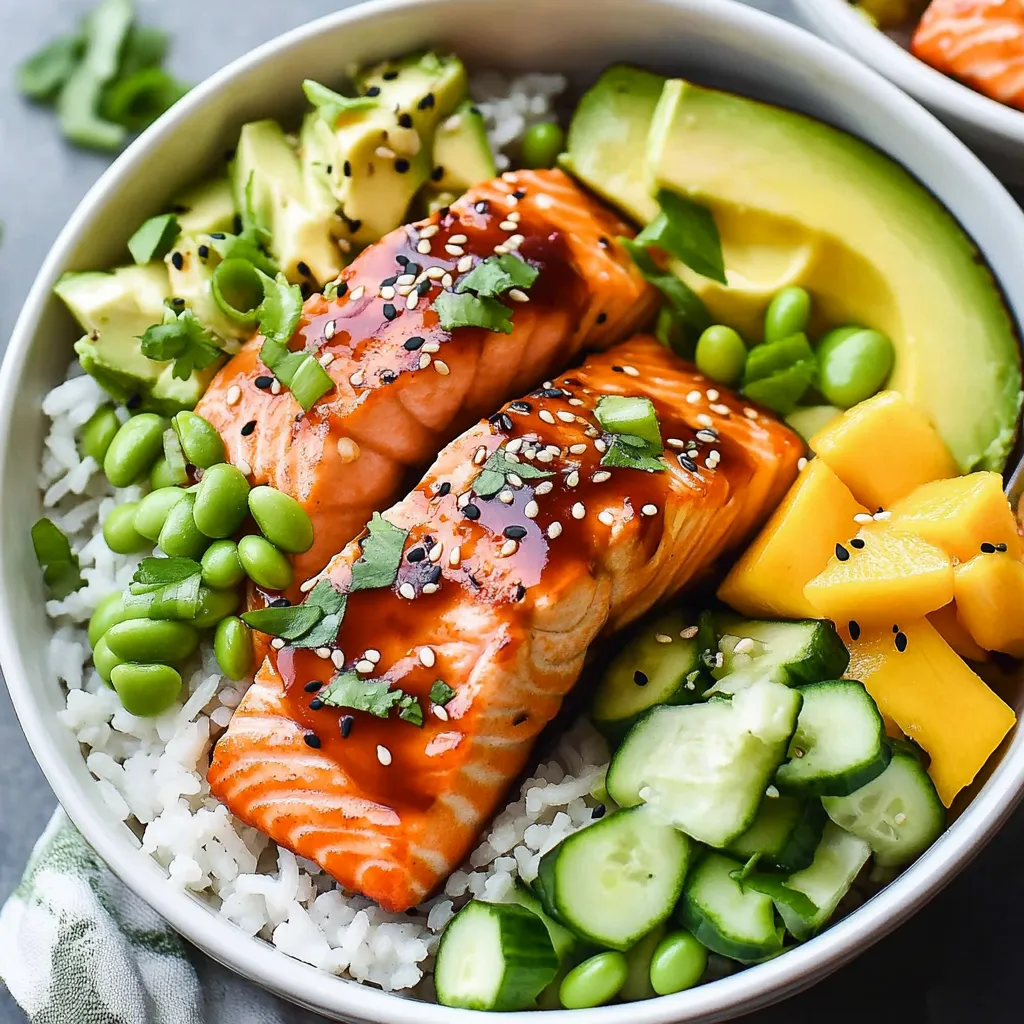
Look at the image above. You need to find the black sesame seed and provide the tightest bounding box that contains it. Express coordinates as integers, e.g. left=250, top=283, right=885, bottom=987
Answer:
left=612, top=365, right=623, bottom=373
left=398, top=112, right=413, bottom=128
left=438, top=481, right=451, bottom=497
left=406, top=262, right=421, bottom=277
left=464, top=503, right=481, bottom=520
left=634, top=670, right=649, bottom=687
left=383, top=70, right=399, bottom=81
left=383, top=303, right=398, bottom=321
left=395, top=158, right=411, bottom=174
left=171, top=203, right=189, bottom=214
left=438, top=206, right=450, bottom=218
left=365, top=85, right=381, bottom=97
left=343, top=160, right=352, bottom=177
left=510, top=401, right=532, bottom=414
left=678, top=454, right=698, bottom=472
left=468, top=573, right=482, bottom=589
left=981, top=542, right=997, bottom=553
left=381, top=275, right=399, bottom=287
left=404, top=336, right=425, bottom=351
left=532, top=387, right=567, bottom=399
left=429, top=564, right=443, bottom=584
left=417, top=92, right=436, bottom=110
left=303, top=733, right=322, bottom=748
left=512, top=190, right=526, bottom=199
left=210, top=232, right=226, bottom=240
left=996, top=542, right=1009, bottom=552
left=849, top=620, right=861, bottom=641
left=592, top=804, right=607, bottom=819
left=304, top=680, right=324, bottom=693
left=504, top=525, right=528, bottom=540
left=340, top=715, right=354, bottom=738
left=850, top=538, right=866, bottom=549
left=513, top=712, right=529, bottom=726
left=406, top=547, right=426, bottom=563
left=430, top=165, right=445, bottom=182
left=596, top=312, right=608, bottom=324
left=270, top=598, right=291, bottom=608
left=696, top=428, right=719, bottom=442
left=892, top=624, right=900, bottom=634
left=835, top=543, right=850, bottom=561
left=255, top=375, right=274, bottom=390
left=171, top=251, right=184, bottom=271
left=171, top=297, right=185, bottom=308
left=417, top=279, right=432, bottom=297
left=514, top=583, right=526, bottom=601
left=309, top=698, right=324, bottom=710
left=126, top=393, right=142, bottom=410
left=240, top=421, right=257, bottom=437
left=396, top=254, right=410, bottom=266
left=475, top=200, right=490, bottom=214
left=336, top=281, right=349, bottom=297
left=233, top=214, right=244, bottom=234
left=895, top=631, right=908, bottom=653
left=598, top=237, right=610, bottom=248
left=347, top=218, right=362, bottom=234
left=197, top=244, right=210, bottom=260
left=499, top=413, right=514, bottom=431
left=326, top=165, right=333, bottom=175
left=297, top=261, right=312, bottom=278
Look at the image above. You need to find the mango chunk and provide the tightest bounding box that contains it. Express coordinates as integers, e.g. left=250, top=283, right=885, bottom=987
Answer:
left=804, top=527, right=953, bottom=625
left=928, top=602, right=990, bottom=663
left=811, top=391, right=958, bottom=511
left=843, top=617, right=1015, bottom=806
left=718, top=459, right=867, bottom=619
left=889, top=472, right=1022, bottom=563
left=953, top=555, right=1024, bottom=657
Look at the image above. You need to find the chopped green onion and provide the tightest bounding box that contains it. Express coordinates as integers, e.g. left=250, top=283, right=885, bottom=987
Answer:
left=430, top=680, right=456, bottom=706
left=287, top=355, right=334, bottom=412
left=211, top=257, right=265, bottom=327
left=31, top=518, right=85, bottom=599
left=116, top=25, right=168, bottom=78
left=595, top=396, right=662, bottom=447
left=255, top=271, right=303, bottom=346
left=17, top=34, right=84, bottom=102
left=208, top=231, right=278, bottom=277
left=127, top=213, right=180, bottom=265
left=101, top=66, right=188, bottom=131
left=302, top=79, right=377, bottom=127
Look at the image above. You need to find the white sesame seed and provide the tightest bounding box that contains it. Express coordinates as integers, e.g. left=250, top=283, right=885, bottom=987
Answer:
left=622, top=365, right=639, bottom=377
left=420, top=225, right=439, bottom=238
left=449, top=546, right=462, bottom=566
left=708, top=449, right=721, bottom=462
left=324, top=319, right=336, bottom=340
left=226, top=385, right=241, bottom=406
left=416, top=239, right=432, bottom=254
left=592, top=471, right=611, bottom=484
left=569, top=443, right=588, bottom=455
left=493, top=244, right=509, bottom=255
left=744, top=407, right=759, bottom=419
left=423, top=582, right=439, bottom=595
left=457, top=255, right=474, bottom=273
left=507, top=210, right=521, bottom=223
left=734, top=637, right=756, bottom=655
left=556, top=410, right=575, bottom=423
left=894, top=812, right=907, bottom=825
left=547, top=521, right=563, bottom=539
left=545, top=444, right=561, bottom=455
left=538, top=409, right=556, bottom=425
left=520, top=500, right=538, bottom=520
left=334, top=437, right=360, bottom=465
left=598, top=510, right=614, bottom=526
left=349, top=285, right=365, bottom=301
left=236, top=459, right=252, bottom=477
left=535, top=481, right=553, bottom=495
left=377, top=745, right=392, bottom=766
left=397, top=273, right=416, bottom=285
left=667, top=438, right=685, bottom=448
left=499, top=219, right=518, bottom=231
left=446, top=233, right=467, bottom=246
left=474, top=446, right=488, bottom=465
left=426, top=266, right=445, bottom=279
left=422, top=342, right=440, bottom=353
left=299, top=577, right=318, bottom=593
left=854, top=513, right=873, bottom=524
left=363, top=649, right=380, bottom=664
left=445, top=244, right=465, bottom=257
left=356, top=659, right=374, bottom=673
left=500, top=539, right=519, bottom=557
left=506, top=437, right=523, bottom=454
left=428, top=543, right=443, bottom=562
left=585, top=426, right=599, bottom=438
left=499, top=490, right=514, bottom=504
left=419, top=646, right=435, bottom=668
left=765, top=785, right=780, bottom=799
left=375, top=145, right=396, bottom=159
left=798, top=457, right=808, bottom=471
left=418, top=353, right=432, bottom=370
left=271, top=637, right=286, bottom=650
left=397, top=285, right=413, bottom=298
left=569, top=398, right=585, bottom=407
left=433, top=704, right=449, bottom=721
left=331, top=650, right=345, bottom=669
left=710, top=403, right=731, bottom=416
left=399, top=582, right=416, bottom=599
left=536, top=450, right=554, bottom=463
left=680, top=626, right=699, bottom=639
left=506, top=472, right=524, bottom=488
left=434, top=360, right=450, bottom=376
left=350, top=369, right=365, bottom=387
left=271, top=380, right=282, bottom=396
left=655, top=633, right=673, bottom=644
left=705, top=457, right=717, bottom=469
left=686, top=390, right=702, bottom=404
left=641, top=504, right=658, bottom=516
left=696, top=413, right=714, bottom=428
left=508, top=288, right=530, bottom=303
left=319, top=352, right=335, bottom=368
left=571, top=502, right=586, bottom=520
left=379, top=285, right=396, bottom=300
left=566, top=470, right=579, bottom=488
left=506, top=234, right=525, bottom=250
left=706, top=389, right=720, bottom=401
left=442, top=273, right=454, bottom=289
left=874, top=510, right=892, bottom=521
left=406, top=292, right=419, bottom=310
left=593, top=439, right=608, bottom=453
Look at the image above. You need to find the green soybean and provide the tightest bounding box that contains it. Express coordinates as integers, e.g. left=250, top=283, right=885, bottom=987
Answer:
left=102, top=502, right=148, bottom=554
left=237, top=534, right=293, bottom=591
left=110, top=662, right=182, bottom=717
left=103, top=413, right=167, bottom=488
left=559, top=952, right=629, bottom=1010
left=79, top=404, right=120, bottom=463
left=88, top=592, right=153, bottom=648
left=215, top=616, right=253, bottom=681
left=134, top=486, right=187, bottom=542
left=158, top=491, right=209, bottom=560
left=172, top=411, right=225, bottom=469
left=520, top=121, right=565, bottom=169
left=816, top=326, right=895, bottom=409
left=764, top=286, right=811, bottom=342
left=248, top=486, right=314, bottom=554
left=150, top=454, right=187, bottom=489
left=104, top=618, right=199, bottom=664
left=695, top=325, right=747, bottom=385
left=620, top=925, right=665, bottom=1002
left=201, top=540, right=246, bottom=589
left=649, top=930, right=707, bottom=996
left=193, top=587, right=241, bottom=629
left=193, top=463, right=250, bottom=539
left=92, top=635, right=123, bottom=685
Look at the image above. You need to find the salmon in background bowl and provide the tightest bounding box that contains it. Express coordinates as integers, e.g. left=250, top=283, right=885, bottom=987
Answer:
left=3, top=0, right=1024, bottom=1020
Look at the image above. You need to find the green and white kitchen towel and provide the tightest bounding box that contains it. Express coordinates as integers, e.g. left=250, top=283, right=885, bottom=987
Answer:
left=0, top=810, right=325, bottom=1024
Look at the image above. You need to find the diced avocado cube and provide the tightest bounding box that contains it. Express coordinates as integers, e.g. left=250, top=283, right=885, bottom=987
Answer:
left=430, top=100, right=497, bottom=195
left=164, top=235, right=249, bottom=345
left=172, top=177, right=237, bottom=236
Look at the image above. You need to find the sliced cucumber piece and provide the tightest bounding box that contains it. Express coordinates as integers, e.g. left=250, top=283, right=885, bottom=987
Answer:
left=592, top=609, right=712, bottom=741
left=435, top=900, right=559, bottom=1010
left=775, top=681, right=891, bottom=797
left=679, top=852, right=784, bottom=963
left=823, top=749, right=945, bottom=867
left=713, top=617, right=849, bottom=694
left=775, top=821, right=870, bottom=941
left=726, top=796, right=826, bottom=873
left=536, top=806, right=693, bottom=951
left=506, top=880, right=583, bottom=963
left=607, top=680, right=802, bottom=847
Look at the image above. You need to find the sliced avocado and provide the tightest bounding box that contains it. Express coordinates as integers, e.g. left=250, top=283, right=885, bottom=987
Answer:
left=232, top=119, right=345, bottom=285
left=172, top=177, right=237, bottom=236
left=165, top=236, right=249, bottom=346
left=430, top=101, right=497, bottom=194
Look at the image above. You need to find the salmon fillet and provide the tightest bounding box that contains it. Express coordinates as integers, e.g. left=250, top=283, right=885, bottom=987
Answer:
left=209, top=338, right=802, bottom=911
left=195, top=170, right=655, bottom=579
left=912, top=0, right=1024, bottom=110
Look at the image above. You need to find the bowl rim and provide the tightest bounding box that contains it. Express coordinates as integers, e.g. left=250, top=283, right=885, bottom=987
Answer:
left=791, top=0, right=1024, bottom=145
left=3, top=0, right=1024, bottom=1021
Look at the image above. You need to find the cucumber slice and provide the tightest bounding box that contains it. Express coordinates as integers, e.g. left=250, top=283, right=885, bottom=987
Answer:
left=536, top=806, right=693, bottom=951
left=607, top=680, right=802, bottom=847
left=679, top=852, right=784, bottom=963
left=435, top=900, right=559, bottom=1010
left=712, top=617, right=849, bottom=694
left=506, top=880, right=582, bottom=963
left=775, top=681, right=891, bottom=797
left=591, top=610, right=712, bottom=741
left=823, top=749, right=945, bottom=867
left=775, top=821, right=870, bottom=941
left=726, top=796, right=827, bottom=873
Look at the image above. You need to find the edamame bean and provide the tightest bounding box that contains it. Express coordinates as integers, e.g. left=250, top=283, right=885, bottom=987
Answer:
left=158, top=492, right=210, bottom=560
left=520, top=121, right=565, bottom=170
left=695, top=325, right=747, bottom=385
left=79, top=404, right=120, bottom=463
left=559, top=951, right=629, bottom=1009
left=134, top=486, right=187, bottom=542
left=88, top=592, right=150, bottom=648
left=193, top=587, right=241, bottom=629
left=110, top=662, right=182, bottom=717
left=201, top=540, right=246, bottom=590
left=102, top=502, right=148, bottom=554
left=816, top=326, right=895, bottom=409
left=103, top=413, right=167, bottom=488
left=193, top=463, right=250, bottom=539
left=649, top=930, right=707, bottom=996
left=150, top=455, right=187, bottom=489
left=248, top=486, right=314, bottom=554
left=215, top=616, right=253, bottom=681
left=764, top=286, right=811, bottom=342
left=104, top=618, right=199, bottom=664
left=237, top=534, right=293, bottom=591
left=92, top=635, right=123, bottom=685
left=172, top=411, right=226, bottom=469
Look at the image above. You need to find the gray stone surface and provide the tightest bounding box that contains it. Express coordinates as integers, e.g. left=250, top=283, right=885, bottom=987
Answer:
left=0, top=1, right=1019, bottom=1021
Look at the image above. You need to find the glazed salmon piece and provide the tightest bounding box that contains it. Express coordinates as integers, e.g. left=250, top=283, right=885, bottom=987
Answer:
left=209, top=337, right=803, bottom=912
left=195, top=169, right=655, bottom=579
left=912, top=0, right=1024, bottom=110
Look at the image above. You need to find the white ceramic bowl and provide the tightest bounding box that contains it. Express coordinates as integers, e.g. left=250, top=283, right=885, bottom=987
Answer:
left=792, top=0, right=1024, bottom=183
left=3, top=0, right=1024, bottom=1021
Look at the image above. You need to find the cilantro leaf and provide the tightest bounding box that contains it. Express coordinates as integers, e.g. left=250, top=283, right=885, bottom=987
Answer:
left=475, top=447, right=553, bottom=498
left=256, top=271, right=303, bottom=347
left=398, top=694, right=424, bottom=727
left=319, top=673, right=404, bottom=718
left=456, top=253, right=538, bottom=299
left=208, top=229, right=279, bottom=276
left=241, top=580, right=347, bottom=647
left=302, top=79, right=378, bottom=127
left=350, top=513, right=408, bottom=592
left=433, top=291, right=514, bottom=334
left=242, top=604, right=324, bottom=640
left=139, top=307, right=223, bottom=381
left=292, top=580, right=347, bottom=649
left=31, top=518, right=85, bottom=599
left=601, top=434, right=665, bottom=473
left=130, top=556, right=202, bottom=591
left=619, top=238, right=711, bottom=333
left=430, top=680, right=456, bottom=706
left=636, top=191, right=727, bottom=285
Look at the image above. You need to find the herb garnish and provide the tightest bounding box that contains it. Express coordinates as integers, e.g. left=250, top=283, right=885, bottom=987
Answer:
left=139, top=307, right=223, bottom=380
left=594, top=396, right=666, bottom=473
left=475, top=446, right=554, bottom=498
left=635, top=190, right=727, bottom=285
left=241, top=579, right=347, bottom=648
left=319, top=672, right=424, bottom=727
left=127, top=213, right=179, bottom=264
left=601, top=434, right=665, bottom=473
left=302, top=79, right=378, bottom=128
left=433, top=292, right=514, bottom=334
left=618, top=238, right=710, bottom=338
left=429, top=680, right=457, bottom=706
left=433, top=253, right=538, bottom=334
left=350, top=513, right=409, bottom=592
left=123, top=556, right=203, bottom=618
left=456, top=253, right=538, bottom=298
left=31, top=519, right=85, bottom=599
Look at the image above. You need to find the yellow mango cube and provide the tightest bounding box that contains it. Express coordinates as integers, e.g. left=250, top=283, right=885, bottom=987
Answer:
left=811, top=391, right=958, bottom=511
left=927, top=602, right=990, bottom=663
left=843, top=618, right=1016, bottom=806
left=718, top=459, right=867, bottom=619
left=804, top=527, right=953, bottom=625
left=953, top=555, right=1024, bottom=658
left=889, top=472, right=1022, bottom=563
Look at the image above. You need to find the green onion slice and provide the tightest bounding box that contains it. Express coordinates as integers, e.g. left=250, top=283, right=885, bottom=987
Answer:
left=212, top=258, right=265, bottom=327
